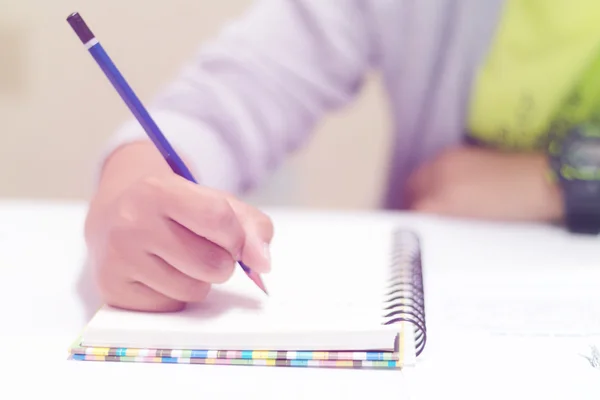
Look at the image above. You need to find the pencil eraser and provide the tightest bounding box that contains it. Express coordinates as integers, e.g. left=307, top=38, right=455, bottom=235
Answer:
left=67, top=12, right=95, bottom=45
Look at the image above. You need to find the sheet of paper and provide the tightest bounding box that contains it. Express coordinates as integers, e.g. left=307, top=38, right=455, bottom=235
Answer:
left=403, top=332, right=600, bottom=400
left=579, top=344, right=600, bottom=370
left=82, top=218, right=420, bottom=352
left=88, top=219, right=395, bottom=334
left=426, top=267, right=600, bottom=336
left=417, top=219, right=600, bottom=337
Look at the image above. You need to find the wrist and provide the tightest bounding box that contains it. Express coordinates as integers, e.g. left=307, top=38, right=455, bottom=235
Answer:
left=548, top=123, right=600, bottom=233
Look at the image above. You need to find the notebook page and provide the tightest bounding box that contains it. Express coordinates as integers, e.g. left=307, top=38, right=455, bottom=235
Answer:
left=83, top=218, right=403, bottom=349
left=419, top=217, right=600, bottom=337
left=429, top=267, right=600, bottom=336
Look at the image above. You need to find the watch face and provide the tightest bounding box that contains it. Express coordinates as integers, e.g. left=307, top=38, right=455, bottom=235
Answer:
left=560, top=125, right=600, bottom=181
left=566, top=140, right=600, bottom=169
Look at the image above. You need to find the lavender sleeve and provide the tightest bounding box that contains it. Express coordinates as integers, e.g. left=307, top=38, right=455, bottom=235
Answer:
left=100, top=0, right=373, bottom=194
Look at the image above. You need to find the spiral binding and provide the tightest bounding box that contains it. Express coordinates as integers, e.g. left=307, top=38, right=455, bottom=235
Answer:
left=382, top=230, right=427, bottom=357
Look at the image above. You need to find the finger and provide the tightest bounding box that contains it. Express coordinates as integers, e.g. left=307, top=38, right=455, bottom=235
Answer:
left=134, top=253, right=211, bottom=303
left=227, top=198, right=274, bottom=273
left=97, top=266, right=186, bottom=313
left=148, top=218, right=236, bottom=284
left=142, top=176, right=247, bottom=259
left=113, top=282, right=187, bottom=313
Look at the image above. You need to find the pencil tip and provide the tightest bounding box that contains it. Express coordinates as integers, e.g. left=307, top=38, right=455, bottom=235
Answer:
left=249, top=273, right=269, bottom=295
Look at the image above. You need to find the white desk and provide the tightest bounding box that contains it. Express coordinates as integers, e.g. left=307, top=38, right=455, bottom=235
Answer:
left=1, top=199, right=599, bottom=400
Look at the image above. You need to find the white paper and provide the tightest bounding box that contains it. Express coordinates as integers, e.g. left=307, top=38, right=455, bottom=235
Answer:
left=419, top=221, right=600, bottom=337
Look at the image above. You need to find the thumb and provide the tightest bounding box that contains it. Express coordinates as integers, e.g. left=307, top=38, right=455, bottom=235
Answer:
left=227, top=198, right=274, bottom=273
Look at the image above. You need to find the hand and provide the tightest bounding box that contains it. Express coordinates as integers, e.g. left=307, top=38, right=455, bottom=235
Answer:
left=85, top=147, right=272, bottom=313
left=405, top=147, right=563, bottom=222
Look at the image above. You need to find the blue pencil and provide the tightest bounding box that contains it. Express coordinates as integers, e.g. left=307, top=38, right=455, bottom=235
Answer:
left=66, top=12, right=267, bottom=295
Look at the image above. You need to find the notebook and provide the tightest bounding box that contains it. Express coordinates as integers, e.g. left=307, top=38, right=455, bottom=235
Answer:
left=70, top=215, right=427, bottom=369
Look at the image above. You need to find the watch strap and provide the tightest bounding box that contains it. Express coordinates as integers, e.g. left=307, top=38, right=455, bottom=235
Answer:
left=564, top=187, right=600, bottom=234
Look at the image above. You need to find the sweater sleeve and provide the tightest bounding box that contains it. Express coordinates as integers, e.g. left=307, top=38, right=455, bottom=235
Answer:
left=101, top=0, right=374, bottom=194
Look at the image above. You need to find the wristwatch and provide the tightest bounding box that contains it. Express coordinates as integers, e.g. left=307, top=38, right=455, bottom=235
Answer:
left=550, top=122, right=600, bottom=234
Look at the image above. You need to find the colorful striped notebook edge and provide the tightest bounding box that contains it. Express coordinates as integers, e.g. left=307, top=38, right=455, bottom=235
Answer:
left=68, top=322, right=411, bottom=369
left=68, top=322, right=412, bottom=369
left=69, top=341, right=400, bottom=362
left=70, top=353, right=402, bottom=369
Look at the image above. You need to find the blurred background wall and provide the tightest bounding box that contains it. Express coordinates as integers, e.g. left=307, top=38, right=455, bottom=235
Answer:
left=0, top=0, right=390, bottom=209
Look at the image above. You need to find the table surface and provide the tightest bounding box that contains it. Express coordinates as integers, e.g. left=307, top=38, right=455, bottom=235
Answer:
left=1, top=199, right=599, bottom=400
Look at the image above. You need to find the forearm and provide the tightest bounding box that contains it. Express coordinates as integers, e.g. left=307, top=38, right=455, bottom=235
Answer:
left=94, top=0, right=372, bottom=204
left=147, top=0, right=371, bottom=191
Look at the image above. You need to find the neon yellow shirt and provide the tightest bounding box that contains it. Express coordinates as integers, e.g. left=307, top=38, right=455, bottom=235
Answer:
left=468, top=0, right=600, bottom=151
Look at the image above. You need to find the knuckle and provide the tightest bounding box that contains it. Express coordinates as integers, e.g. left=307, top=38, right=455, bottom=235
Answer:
left=128, top=175, right=170, bottom=211
left=190, top=241, right=236, bottom=283
left=105, top=201, right=154, bottom=257
left=207, top=199, right=245, bottom=256
left=207, top=198, right=238, bottom=229
left=136, top=175, right=167, bottom=197
left=178, top=281, right=211, bottom=302
left=213, top=262, right=236, bottom=283
left=201, top=244, right=228, bottom=268
left=207, top=256, right=236, bottom=284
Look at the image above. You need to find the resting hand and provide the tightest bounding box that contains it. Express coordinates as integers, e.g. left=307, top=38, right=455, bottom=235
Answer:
left=406, top=147, right=563, bottom=222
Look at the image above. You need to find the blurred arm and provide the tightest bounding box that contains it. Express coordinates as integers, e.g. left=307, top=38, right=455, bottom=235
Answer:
left=99, top=0, right=375, bottom=194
